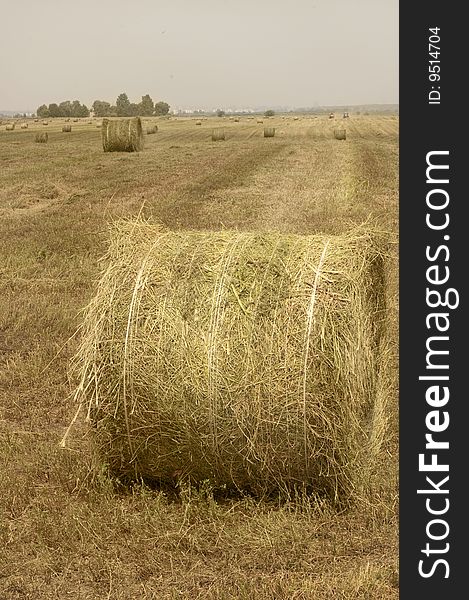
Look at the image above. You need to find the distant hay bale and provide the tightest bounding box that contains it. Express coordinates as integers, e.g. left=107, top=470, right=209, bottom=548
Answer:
left=6, top=124, right=15, bottom=131
left=101, top=117, right=144, bottom=153
left=329, top=113, right=335, bottom=119
left=65, top=118, right=70, bottom=122
left=234, top=118, right=240, bottom=122
left=146, top=125, right=158, bottom=135
left=293, top=116, right=299, bottom=121
left=96, top=122, right=102, bottom=128
left=211, top=128, right=225, bottom=141
left=21, top=123, right=28, bottom=129
left=35, top=132, right=48, bottom=143
left=264, top=127, right=275, bottom=138
left=257, top=119, right=263, bottom=124
left=62, top=125, right=72, bottom=133
left=73, top=118, right=79, bottom=122
left=43, top=121, right=48, bottom=126
left=195, top=120, right=202, bottom=125
left=34, top=118, right=39, bottom=122
left=334, top=129, right=346, bottom=140
left=73, top=220, right=386, bottom=503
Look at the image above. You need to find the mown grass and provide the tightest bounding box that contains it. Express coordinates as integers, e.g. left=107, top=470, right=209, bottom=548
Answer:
left=0, top=114, right=398, bottom=599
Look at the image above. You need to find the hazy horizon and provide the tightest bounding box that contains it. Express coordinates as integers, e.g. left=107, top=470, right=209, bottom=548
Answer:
left=0, top=0, right=398, bottom=112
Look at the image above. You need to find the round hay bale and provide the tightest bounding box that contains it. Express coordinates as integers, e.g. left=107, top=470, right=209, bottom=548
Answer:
left=329, top=113, right=335, bottom=119
left=195, top=120, right=202, bottom=126
left=73, top=118, right=79, bottom=122
left=5, top=124, right=15, bottom=131
left=43, top=121, right=48, bottom=126
left=65, top=118, right=71, bottom=122
left=34, top=118, right=39, bottom=122
left=234, top=117, right=240, bottom=122
left=334, top=129, right=346, bottom=140
left=211, top=128, right=226, bottom=141
left=35, top=132, right=48, bottom=143
left=257, top=119, right=264, bottom=124
left=264, top=127, right=275, bottom=138
left=146, top=125, right=158, bottom=135
left=96, top=122, right=102, bottom=128
left=101, top=117, right=144, bottom=153
left=62, top=125, right=72, bottom=133
left=73, top=221, right=386, bottom=502
left=21, top=123, right=28, bottom=129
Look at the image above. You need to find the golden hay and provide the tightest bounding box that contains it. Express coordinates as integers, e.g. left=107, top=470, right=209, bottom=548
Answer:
left=42, top=121, right=49, bottom=126
left=257, top=119, right=264, bottom=124
left=62, top=125, right=72, bottom=133
left=5, top=124, right=15, bottom=131
left=334, top=129, right=347, bottom=140
left=35, top=132, right=48, bottom=143
left=195, top=120, right=202, bottom=125
left=211, top=128, right=226, bottom=141
left=21, top=123, right=28, bottom=129
left=73, top=220, right=386, bottom=503
left=264, top=127, right=275, bottom=138
left=146, top=125, right=158, bottom=135
left=101, top=117, right=144, bottom=153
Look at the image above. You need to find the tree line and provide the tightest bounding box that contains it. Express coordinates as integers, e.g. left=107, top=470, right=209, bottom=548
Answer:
left=36, top=93, right=170, bottom=119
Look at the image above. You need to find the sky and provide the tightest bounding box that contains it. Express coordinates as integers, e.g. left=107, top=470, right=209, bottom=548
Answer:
left=0, top=0, right=398, bottom=112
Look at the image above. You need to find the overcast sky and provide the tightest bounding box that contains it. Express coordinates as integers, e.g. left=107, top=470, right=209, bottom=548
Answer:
left=0, top=0, right=398, bottom=112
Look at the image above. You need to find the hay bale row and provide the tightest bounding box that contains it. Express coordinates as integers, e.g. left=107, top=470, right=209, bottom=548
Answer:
left=73, top=221, right=386, bottom=502
left=101, top=117, right=144, bottom=153
left=146, top=125, right=158, bottom=135
left=334, top=129, right=346, bottom=140
left=35, top=132, right=48, bottom=143
left=264, top=127, right=275, bottom=138
left=62, top=125, right=72, bottom=133
left=211, top=128, right=225, bottom=141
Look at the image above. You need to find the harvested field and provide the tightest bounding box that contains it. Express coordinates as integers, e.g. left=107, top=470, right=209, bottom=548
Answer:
left=0, top=114, right=398, bottom=599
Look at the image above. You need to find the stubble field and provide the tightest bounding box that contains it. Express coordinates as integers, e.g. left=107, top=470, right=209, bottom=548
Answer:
left=0, top=113, right=398, bottom=599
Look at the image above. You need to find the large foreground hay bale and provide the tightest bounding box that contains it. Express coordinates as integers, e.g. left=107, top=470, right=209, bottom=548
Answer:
left=146, top=125, right=158, bottom=135
left=35, top=132, right=48, bottom=143
left=264, top=127, right=275, bottom=138
left=334, top=129, right=346, bottom=140
left=211, top=128, right=226, bottom=141
left=74, top=221, right=385, bottom=502
left=62, top=125, right=72, bottom=133
left=102, top=117, right=144, bottom=152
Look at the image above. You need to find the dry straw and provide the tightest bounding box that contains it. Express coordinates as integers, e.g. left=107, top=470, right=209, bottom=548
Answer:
left=195, top=120, right=202, bottom=126
left=43, top=121, right=49, bottom=126
left=146, top=125, right=158, bottom=135
left=62, top=125, right=72, bottom=133
left=211, top=128, right=226, bottom=141
left=35, top=132, right=48, bottom=143
left=102, top=117, right=144, bottom=153
left=6, top=124, right=15, bottom=131
left=21, top=123, right=28, bottom=129
left=334, top=129, right=346, bottom=140
left=257, top=119, right=264, bottom=124
left=72, top=220, right=386, bottom=503
left=264, top=127, right=275, bottom=138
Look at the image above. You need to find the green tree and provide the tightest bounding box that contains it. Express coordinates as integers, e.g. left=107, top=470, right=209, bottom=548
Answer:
left=37, top=105, right=49, bottom=118
left=128, top=103, right=140, bottom=117
left=116, top=93, right=131, bottom=116
left=59, top=101, right=72, bottom=117
left=139, top=94, right=154, bottom=116
left=154, top=101, right=170, bottom=116
left=92, top=100, right=111, bottom=117
left=48, top=103, right=60, bottom=118
left=264, top=109, right=275, bottom=117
